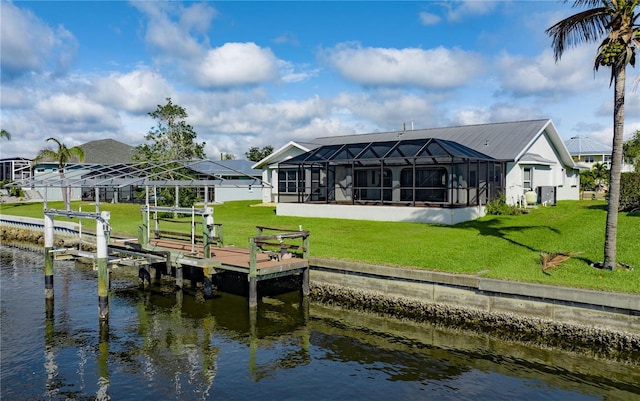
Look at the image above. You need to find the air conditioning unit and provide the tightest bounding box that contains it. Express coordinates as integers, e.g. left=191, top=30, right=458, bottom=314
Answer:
left=537, top=186, right=556, bottom=206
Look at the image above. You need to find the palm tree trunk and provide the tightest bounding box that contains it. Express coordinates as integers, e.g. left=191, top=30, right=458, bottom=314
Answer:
left=603, top=66, right=625, bottom=269
left=59, top=170, right=69, bottom=210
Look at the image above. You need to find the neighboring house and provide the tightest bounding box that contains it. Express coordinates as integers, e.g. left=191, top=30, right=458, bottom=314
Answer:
left=189, top=159, right=262, bottom=202
left=253, top=119, right=580, bottom=224
left=31, top=139, right=137, bottom=203
left=252, top=141, right=317, bottom=204
left=29, top=138, right=262, bottom=203
left=0, top=157, right=32, bottom=181
left=564, top=135, right=635, bottom=172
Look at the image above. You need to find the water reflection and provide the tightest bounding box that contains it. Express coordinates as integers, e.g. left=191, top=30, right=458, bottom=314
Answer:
left=1, top=246, right=639, bottom=401
left=122, top=284, right=311, bottom=385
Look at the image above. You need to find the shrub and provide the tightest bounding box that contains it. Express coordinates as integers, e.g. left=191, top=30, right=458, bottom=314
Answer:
left=485, top=193, right=524, bottom=216
left=620, top=172, right=640, bottom=211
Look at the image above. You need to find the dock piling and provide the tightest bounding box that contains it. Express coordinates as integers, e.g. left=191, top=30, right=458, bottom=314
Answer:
left=175, top=266, right=183, bottom=289
left=248, top=238, right=258, bottom=308
left=44, top=213, right=54, bottom=299
left=97, top=212, right=110, bottom=320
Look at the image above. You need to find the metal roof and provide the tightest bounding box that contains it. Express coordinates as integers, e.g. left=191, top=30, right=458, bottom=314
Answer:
left=280, top=137, right=497, bottom=166
left=309, top=119, right=553, bottom=161
left=564, top=135, right=611, bottom=155
left=189, top=159, right=261, bottom=177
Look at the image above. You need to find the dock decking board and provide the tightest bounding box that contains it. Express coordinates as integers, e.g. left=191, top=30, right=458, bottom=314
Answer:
left=112, top=238, right=309, bottom=277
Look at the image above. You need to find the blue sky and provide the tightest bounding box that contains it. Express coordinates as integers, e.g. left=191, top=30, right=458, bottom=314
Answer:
left=1, top=1, right=639, bottom=160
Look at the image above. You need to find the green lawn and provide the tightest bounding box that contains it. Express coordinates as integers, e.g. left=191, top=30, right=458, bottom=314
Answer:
left=1, top=199, right=639, bottom=294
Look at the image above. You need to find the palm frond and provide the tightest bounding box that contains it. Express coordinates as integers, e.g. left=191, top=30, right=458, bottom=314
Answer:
left=547, top=7, right=610, bottom=60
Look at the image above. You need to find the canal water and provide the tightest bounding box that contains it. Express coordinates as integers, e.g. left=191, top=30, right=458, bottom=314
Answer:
left=1, top=245, right=639, bottom=401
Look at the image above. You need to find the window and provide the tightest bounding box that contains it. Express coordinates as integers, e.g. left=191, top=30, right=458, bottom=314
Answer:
left=584, top=156, right=595, bottom=163
left=278, top=169, right=304, bottom=193
left=400, top=167, right=447, bottom=202
left=354, top=168, right=391, bottom=201
left=523, top=167, right=532, bottom=190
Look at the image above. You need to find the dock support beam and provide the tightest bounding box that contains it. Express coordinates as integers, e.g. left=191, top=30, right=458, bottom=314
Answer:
left=302, top=267, right=310, bottom=297
left=248, top=277, right=257, bottom=308
left=302, top=234, right=310, bottom=297
left=97, top=212, right=110, bottom=321
left=44, top=213, right=54, bottom=299
left=175, top=266, right=183, bottom=289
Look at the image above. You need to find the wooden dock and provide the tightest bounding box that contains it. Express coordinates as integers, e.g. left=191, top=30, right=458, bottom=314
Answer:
left=108, top=226, right=310, bottom=308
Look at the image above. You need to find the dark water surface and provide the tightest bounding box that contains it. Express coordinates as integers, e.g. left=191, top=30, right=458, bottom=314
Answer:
left=1, top=246, right=639, bottom=401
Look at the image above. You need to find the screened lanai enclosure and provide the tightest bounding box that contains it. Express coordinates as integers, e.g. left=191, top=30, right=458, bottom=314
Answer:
left=19, top=159, right=263, bottom=205
left=277, top=138, right=506, bottom=208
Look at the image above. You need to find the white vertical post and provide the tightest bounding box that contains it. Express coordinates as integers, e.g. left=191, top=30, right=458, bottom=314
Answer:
left=78, top=206, right=83, bottom=251
left=191, top=206, right=195, bottom=254
left=44, top=212, right=54, bottom=299
left=97, top=211, right=110, bottom=320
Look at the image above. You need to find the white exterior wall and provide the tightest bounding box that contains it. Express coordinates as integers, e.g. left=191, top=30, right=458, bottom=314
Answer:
left=277, top=203, right=486, bottom=225
left=260, top=146, right=308, bottom=203
left=504, top=131, right=579, bottom=205
left=261, top=169, right=273, bottom=203
left=214, top=186, right=262, bottom=202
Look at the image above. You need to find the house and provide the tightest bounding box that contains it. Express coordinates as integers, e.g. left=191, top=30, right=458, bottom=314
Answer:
left=30, top=139, right=137, bottom=203
left=564, top=135, right=635, bottom=172
left=253, top=119, right=580, bottom=224
left=28, top=139, right=262, bottom=203
left=188, top=159, right=262, bottom=202
left=0, top=157, right=32, bottom=182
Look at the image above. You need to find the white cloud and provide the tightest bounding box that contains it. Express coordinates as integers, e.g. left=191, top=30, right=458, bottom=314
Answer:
left=0, top=2, right=77, bottom=78
left=419, top=12, right=441, bottom=26
left=279, top=61, right=321, bottom=83
left=444, top=1, right=498, bottom=23
left=133, top=1, right=213, bottom=61
left=35, top=94, right=121, bottom=132
left=205, top=96, right=328, bottom=134
left=93, top=70, right=173, bottom=114
left=333, top=91, right=441, bottom=130
left=191, top=43, right=280, bottom=87
left=322, top=43, right=483, bottom=89
left=273, top=32, right=300, bottom=46
left=450, top=103, right=543, bottom=126
left=133, top=2, right=298, bottom=88
left=496, top=46, right=601, bottom=98
left=179, top=2, right=217, bottom=36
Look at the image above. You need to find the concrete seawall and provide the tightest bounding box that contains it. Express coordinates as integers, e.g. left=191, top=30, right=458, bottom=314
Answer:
left=309, top=258, right=639, bottom=335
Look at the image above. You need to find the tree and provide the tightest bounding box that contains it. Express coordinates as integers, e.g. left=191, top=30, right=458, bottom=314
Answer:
left=245, top=145, right=274, bottom=162
left=592, top=162, right=611, bottom=190
left=133, top=98, right=206, bottom=207
left=547, top=0, right=639, bottom=269
left=133, top=98, right=206, bottom=163
left=623, top=129, right=640, bottom=171
left=0, top=129, right=11, bottom=140
left=33, top=137, right=85, bottom=210
left=221, top=153, right=236, bottom=160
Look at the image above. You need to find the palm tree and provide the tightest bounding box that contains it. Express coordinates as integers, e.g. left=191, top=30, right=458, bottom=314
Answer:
left=591, top=162, right=610, bottom=191
left=547, top=0, right=639, bottom=270
left=0, top=129, right=11, bottom=140
left=33, top=137, right=85, bottom=210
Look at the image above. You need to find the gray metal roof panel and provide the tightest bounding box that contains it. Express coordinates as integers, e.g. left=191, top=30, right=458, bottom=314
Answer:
left=189, top=159, right=260, bottom=177
left=564, top=136, right=611, bottom=155
left=310, top=119, right=551, bottom=161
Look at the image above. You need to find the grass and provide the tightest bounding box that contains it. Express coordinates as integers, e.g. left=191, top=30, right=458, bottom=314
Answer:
left=1, top=199, right=639, bottom=294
